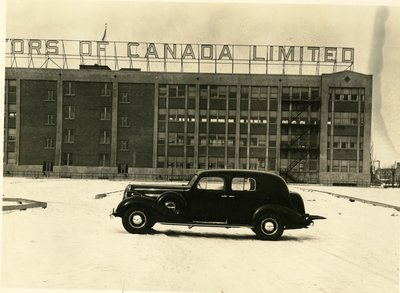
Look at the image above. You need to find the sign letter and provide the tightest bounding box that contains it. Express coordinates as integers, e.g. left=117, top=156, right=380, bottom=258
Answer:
left=145, top=43, right=159, bottom=59
left=46, top=40, right=59, bottom=55
left=252, top=46, right=265, bottom=61
left=80, top=41, right=92, bottom=56
left=127, top=42, right=140, bottom=58
left=324, top=47, right=337, bottom=62
left=182, top=44, right=196, bottom=59
left=307, top=47, right=320, bottom=62
left=201, top=45, right=213, bottom=60
left=164, top=44, right=176, bottom=59
left=28, top=39, right=42, bottom=55
left=279, top=46, right=295, bottom=61
left=218, top=45, right=233, bottom=60
left=342, top=48, right=354, bottom=63
left=11, top=39, right=24, bottom=54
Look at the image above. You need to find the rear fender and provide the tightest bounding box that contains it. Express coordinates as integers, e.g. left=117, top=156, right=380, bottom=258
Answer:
left=253, top=204, right=305, bottom=227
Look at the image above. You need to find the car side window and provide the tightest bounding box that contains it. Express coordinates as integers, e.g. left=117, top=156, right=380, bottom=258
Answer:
left=231, top=177, right=256, bottom=191
left=196, top=176, right=225, bottom=190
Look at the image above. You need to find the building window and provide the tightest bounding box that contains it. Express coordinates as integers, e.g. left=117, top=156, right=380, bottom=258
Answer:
left=118, top=163, right=129, bottom=174
left=101, top=83, right=112, bottom=97
left=208, top=157, right=225, bottom=169
left=119, top=140, right=129, bottom=151
left=209, top=134, right=225, bottom=146
left=157, top=156, right=165, bottom=168
left=65, top=82, right=75, bottom=96
left=167, top=156, right=184, bottom=168
left=120, top=117, right=130, bottom=127
left=7, top=129, right=16, bottom=141
left=250, top=111, right=267, bottom=124
left=62, top=153, right=73, bottom=166
left=120, top=92, right=130, bottom=103
left=45, top=114, right=56, bottom=125
left=168, top=133, right=184, bottom=145
left=168, top=109, right=185, bottom=122
left=209, top=110, right=226, bottom=123
left=240, top=86, right=249, bottom=100
left=250, top=135, right=266, bottom=147
left=44, top=137, right=55, bottom=149
left=100, top=107, right=111, bottom=120
left=199, top=134, right=207, bottom=146
left=239, top=134, right=247, bottom=147
left=64, top=129, right=74, bottom=143
left=99, top=153, right=110, bottom=167
left=158, top=133, right=166, bottom=145
left=100, top=130, right=111, bottom=144
left=188, top=85, right=196, bottom=99
left=64, top=106, right=75, bottom=120
left=187, top=133, right=195, bottom=145
left=45, top=90, right=55, bottom=102
left=159, top=84, right=167, bottom=98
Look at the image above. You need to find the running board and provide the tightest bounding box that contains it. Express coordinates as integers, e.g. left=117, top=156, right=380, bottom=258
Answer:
left=159, top=222, right=253, bottom=229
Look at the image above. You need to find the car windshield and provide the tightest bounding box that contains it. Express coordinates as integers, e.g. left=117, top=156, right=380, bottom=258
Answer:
left=187, top=174, right=198, bottom=187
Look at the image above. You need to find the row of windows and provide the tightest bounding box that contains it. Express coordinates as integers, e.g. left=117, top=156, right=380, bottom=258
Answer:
left=328, top=112, right=364, bottom=126
left=44, top=136, right=130, bottom=151
left=63, top=82, right=112, bottom=97
left=62, top=153, right=111, bottom=166
left=329, top=88, right=365, bottom=102
left=43, top=111, right=130, bottom=127
left=158, top=132, right=277, bottom=147
left=327, top=136, right=364, bottom=150
left=282, top=87, right=320, bottom=100
left=280, top=159, right=319, bottom=171
left=157, top=156, right=275, bottom=170
left=327, top=160, right=363, bottom=173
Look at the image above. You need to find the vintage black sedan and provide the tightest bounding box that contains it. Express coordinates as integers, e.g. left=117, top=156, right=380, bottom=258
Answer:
left=111, top=169, right=325, bottom=240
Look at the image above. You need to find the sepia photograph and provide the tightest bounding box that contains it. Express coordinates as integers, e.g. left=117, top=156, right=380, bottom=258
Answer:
left=1, top=0, right=400, bottom=292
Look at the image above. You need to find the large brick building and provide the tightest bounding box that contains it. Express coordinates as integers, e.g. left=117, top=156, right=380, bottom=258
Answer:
left=4, top=67, right=372, bottom=185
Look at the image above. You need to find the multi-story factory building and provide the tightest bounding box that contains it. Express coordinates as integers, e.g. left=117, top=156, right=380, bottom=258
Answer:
left=4, top=66, right=372, bottom=185
left=4, top=40, right=372, bottom=185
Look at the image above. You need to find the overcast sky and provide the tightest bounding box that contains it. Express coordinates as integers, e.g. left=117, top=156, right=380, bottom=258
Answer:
left=3, top=0, right=400, bottom=167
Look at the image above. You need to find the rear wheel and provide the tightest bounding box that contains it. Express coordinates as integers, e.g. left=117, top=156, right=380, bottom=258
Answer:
left=253, top=213, right=284, bottom=240
left=122, top=207, right=154, bottom=234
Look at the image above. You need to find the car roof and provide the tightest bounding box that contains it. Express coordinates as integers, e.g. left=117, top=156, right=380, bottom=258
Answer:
left=195, top=169, right=284, bottom=179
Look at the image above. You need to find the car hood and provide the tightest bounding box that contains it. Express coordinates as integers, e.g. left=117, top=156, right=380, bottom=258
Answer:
left=126, top=183, right=190, bottom=198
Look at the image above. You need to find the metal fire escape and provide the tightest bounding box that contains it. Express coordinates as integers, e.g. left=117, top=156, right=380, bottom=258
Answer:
left=279, top=94, right=320, bottom=183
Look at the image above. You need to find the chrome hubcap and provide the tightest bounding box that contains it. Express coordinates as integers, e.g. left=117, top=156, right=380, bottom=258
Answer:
left=129, top=211, right=146, bottom=228
left=132, top=214, right=144, bottom=225
left=264, top=221, right=275, bottom=232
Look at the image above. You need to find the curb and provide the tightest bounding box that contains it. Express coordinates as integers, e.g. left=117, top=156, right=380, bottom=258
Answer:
left=297, top=187, right=400, bottom=212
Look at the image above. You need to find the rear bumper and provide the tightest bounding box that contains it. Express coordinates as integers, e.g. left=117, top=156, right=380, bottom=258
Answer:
left=304, top=214, right=326, bottom=226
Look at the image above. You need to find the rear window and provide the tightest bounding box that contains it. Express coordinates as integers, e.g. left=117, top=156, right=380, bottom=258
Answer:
left=231, top=177, right=256, bottom=191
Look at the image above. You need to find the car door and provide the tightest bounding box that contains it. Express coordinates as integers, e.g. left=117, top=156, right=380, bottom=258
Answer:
left=188, top=175, right=228, bottom=222
left=228, top=176, right=262, bottom=224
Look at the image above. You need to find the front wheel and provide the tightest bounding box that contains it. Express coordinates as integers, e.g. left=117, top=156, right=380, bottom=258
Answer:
left=122, top=207, right=154, bottom=234
left=253, top=213, right=284, bottom=240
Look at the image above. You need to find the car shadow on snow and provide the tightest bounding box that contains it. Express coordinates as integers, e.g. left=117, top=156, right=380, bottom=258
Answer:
left=137, top=229, right=318, bottom=242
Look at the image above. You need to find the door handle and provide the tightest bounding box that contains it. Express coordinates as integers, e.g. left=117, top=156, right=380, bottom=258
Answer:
left=220, top=195, right=228, bottom=198
left=229, top=195, right=236, bottom=198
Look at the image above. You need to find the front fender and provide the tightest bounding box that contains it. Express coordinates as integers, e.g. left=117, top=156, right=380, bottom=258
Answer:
left=113, top=196, right=186, bottom=222
left=113, top=196, right=156, bottom=217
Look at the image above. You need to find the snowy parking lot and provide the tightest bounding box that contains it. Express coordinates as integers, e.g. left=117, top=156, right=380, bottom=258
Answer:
left=1, top=177, right=399, bottom=293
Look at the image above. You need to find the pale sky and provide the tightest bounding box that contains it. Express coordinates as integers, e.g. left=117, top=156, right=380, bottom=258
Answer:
left=3, top=0, right=400, bottom=167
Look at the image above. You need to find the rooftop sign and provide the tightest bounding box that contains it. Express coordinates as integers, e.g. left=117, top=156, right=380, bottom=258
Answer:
left=5, top=39, right=354, bottom=75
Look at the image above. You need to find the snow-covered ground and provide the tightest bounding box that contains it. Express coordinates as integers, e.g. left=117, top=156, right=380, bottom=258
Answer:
left=1, top=177, right=399, bottom=293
